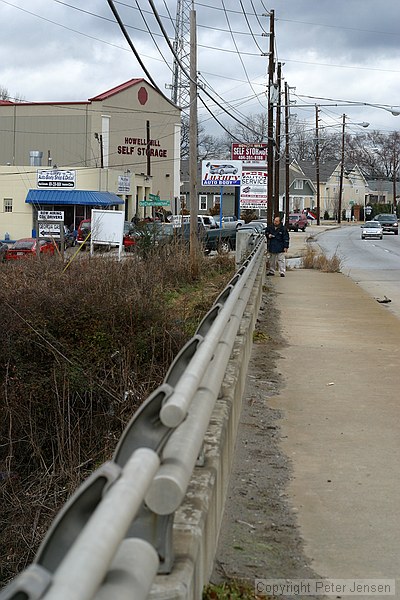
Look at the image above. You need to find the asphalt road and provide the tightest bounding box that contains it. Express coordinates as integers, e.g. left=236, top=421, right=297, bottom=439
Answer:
left=214, top=224, right=400, bottom=598
left=317, top=225, right=400, bottom=319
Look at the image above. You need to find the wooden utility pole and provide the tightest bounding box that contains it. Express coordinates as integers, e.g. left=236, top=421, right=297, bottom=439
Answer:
left=393, top=134, right=398, bottom=213
left=189, top=8, right=199, bottom=277
left=315, top=105, right=321, bottom=225
left=337, top=114, right=345, bottom=224
left=266, top=10, right=275, bottom=223
left=273, top=62, right=282, bottom=217
left=284, top=82, right=290, bottom=224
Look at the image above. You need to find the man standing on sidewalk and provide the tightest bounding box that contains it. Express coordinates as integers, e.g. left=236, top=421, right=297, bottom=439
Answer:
left=266, top=215, right=290, bottom=277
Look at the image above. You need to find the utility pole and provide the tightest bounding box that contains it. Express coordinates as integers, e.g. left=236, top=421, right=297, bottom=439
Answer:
left=273, top=62, right=282, bottom=217
left=338, top=113, right=346, bottom=224
left=189, top=8, right=199, bottom=277
left=393, top=134, right=398, bottom=213
left=266, top=10, right=275, bottom=223
left=169, top=0, right=192, bottom=112
left=284, top=82, right=290, bottom=224
left=315, top=105, right=321, bottom=225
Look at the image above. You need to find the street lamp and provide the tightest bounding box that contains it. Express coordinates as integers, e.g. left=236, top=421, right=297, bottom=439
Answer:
left=337, top=115, right=369, bottom=224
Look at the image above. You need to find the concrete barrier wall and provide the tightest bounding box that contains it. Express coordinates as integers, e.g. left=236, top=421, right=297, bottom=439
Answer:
left=149, top=253, right=265, bottom=599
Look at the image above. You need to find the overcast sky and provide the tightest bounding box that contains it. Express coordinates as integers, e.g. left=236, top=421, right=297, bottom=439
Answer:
left=1, top=0, right=400, bottom=137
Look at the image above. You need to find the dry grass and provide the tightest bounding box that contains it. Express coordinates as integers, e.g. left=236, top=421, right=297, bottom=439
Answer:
left=0, top=246, right=235, bottom=585
left=301, top=246, right=341, bottom=272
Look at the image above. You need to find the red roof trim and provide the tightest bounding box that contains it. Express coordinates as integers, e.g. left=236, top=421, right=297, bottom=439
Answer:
left=89, top=78, right=145, bottom=101
left=0, top=100, right=89, bottom=107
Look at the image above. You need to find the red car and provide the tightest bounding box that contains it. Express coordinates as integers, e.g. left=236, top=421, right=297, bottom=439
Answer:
left=6, top=238, right=56, bottom=260
left=76, top=219, right=91, bottom=246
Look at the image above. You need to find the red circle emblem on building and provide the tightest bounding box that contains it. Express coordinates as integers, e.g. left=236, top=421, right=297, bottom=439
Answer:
left=138, top=87, right=148, bottom=105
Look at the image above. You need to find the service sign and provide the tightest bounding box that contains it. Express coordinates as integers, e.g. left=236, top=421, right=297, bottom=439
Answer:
left=232, top=143, right=267, bottom=167
left=240, top=170, right=268, bottom=209
left=37, top=169, right=76, bottom=188
left=201, top=160, right=242, bottom=186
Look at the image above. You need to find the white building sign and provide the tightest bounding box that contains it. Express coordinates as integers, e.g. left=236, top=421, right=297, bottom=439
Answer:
left=38, top=210, right=64, bottom=221
left=118, top=175, right=131, bottom=193
left=37, top=169, right=76, bottom=188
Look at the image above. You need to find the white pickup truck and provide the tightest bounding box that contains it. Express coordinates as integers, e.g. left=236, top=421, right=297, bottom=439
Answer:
left=220, top=215, right=245, bottom=229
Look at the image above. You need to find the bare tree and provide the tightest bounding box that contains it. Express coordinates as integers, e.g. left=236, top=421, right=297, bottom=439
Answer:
left=0, top=85, right=10, bottom=100
left=0, top=85, right=25, bottom=102
left=346, top=130, right=400, bottom=180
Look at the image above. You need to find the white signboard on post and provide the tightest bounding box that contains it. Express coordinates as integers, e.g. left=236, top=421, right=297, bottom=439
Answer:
left=38, top=210, right=64, bottom=221
left=201, top=160, right=242, bottom=186
left=90, top=210, right=125, bottom=260
left=240, top=170, right=268, bottom=209
left=231, top=143, right=267, bottom=168
left=38, top=223, right=62, bottom=238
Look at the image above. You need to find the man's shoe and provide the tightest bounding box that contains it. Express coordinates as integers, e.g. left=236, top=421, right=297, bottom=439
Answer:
left=280, top=273, right=285, bottom=277
left=267, top=272, right=275, bottom=276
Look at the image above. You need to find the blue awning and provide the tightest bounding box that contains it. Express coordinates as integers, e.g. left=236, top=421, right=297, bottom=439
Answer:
left=25, top=189, right=124, bottom=206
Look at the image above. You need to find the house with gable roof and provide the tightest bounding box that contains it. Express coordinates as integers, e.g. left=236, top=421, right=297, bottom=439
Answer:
left=299, top=159, right=369, bottom=219
left=277, top=159, right=316, bottom=214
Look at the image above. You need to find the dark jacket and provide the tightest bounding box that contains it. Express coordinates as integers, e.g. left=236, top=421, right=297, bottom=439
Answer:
left=265, top=223, right=290, bottom=254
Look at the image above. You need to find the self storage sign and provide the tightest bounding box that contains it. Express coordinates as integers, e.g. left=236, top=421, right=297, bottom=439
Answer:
left=201, top=160, right=242, bottom=186
left=232, top=143, right=267, bottom=163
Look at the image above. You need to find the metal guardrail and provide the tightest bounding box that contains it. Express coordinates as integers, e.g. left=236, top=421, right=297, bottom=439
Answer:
left=1, top=235, right=265, bottom=600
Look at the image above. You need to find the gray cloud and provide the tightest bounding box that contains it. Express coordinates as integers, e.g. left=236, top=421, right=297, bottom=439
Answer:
left=0, top=0, right=399, bottom=132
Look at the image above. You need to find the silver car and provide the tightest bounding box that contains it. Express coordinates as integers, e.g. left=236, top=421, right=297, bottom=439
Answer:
left=361, top=221, right=383, bottom=240
left=207, top=163, right=238, bottom=175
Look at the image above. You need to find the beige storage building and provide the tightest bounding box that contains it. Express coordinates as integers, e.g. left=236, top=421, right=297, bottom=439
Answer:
left=0, top=79, right=181, bottom=240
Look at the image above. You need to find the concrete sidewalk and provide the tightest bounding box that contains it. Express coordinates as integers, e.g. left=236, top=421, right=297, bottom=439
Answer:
left=266, top=236, right=400, bottom=592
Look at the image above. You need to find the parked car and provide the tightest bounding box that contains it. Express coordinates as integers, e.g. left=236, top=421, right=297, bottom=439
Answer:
left=0, top=241, right=8, bottom=262
left=141, top=222, right=175, bottom=246
left=288, top=213, right=308, bottom=232
left=169, top=214, right=190, bottom=228
left=198, top=215, right=219, bottom=229
left=373, top=213, right=398, bottom=235
left=248, top=219, right=268, bottom=231
left=206, top=163, right=238, bottom=175
left=239, top=222, right=265, bottom=234
left=55, top=225, right=76, bottom=250
left=221, top=215, right=245, bottom=229
left=361, top=221, right=383, bottom=240
left=123, top=221, right=142, bottom=251
left=76, top=219, right=92, bottom=246
left=6, top=238, right=56, bottom=260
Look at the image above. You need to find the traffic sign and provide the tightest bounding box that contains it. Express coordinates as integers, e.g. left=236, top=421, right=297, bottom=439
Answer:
left=39, top=223, right=61, bottom=237
left=139, top=199, right=170, bottom=206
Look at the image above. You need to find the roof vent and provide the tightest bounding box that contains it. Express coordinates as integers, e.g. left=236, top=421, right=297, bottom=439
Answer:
left=29, top=151, right=43, bottom=166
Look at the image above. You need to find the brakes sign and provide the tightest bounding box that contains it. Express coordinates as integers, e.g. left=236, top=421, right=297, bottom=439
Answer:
left=240, top=170, right=268, bottom=201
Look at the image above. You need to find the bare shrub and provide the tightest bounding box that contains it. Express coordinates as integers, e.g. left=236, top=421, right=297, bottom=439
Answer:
left=301, top=246, right=341, bottom=272
left=0, top=246, right=235, bottom=584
